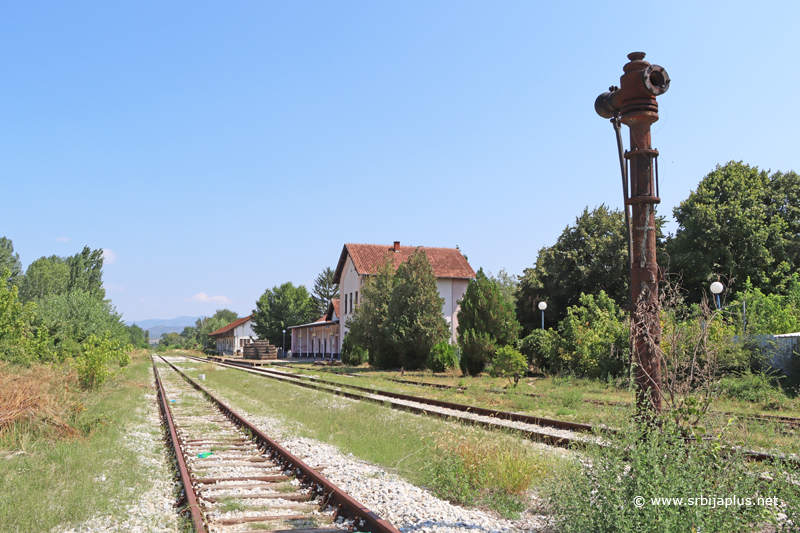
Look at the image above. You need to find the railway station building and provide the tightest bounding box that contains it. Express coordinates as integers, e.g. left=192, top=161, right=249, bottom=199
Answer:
left=333, top=241, right=476, bottom=353
left=208, top=315, right=257, bottom=356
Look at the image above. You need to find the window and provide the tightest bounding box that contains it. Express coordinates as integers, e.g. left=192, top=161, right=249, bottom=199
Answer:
left=344, top=294, right=348, bottom=314
left=355, top=291, right=358, bottom=307
left=350, top=292, right=353, bottom=313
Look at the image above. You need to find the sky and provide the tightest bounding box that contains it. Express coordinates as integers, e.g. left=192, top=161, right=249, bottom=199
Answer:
left=2, top=1, right=798, bottom=323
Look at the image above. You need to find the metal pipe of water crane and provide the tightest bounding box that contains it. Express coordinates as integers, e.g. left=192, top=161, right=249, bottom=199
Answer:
left=596, top=52, right=670, bottom=419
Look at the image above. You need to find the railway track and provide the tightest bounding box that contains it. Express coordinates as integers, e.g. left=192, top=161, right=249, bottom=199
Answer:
left=384, top=377, right=800, bottom=429
left=191, top=355, right=799, bottom=466
left=192, top=355, right=609, bottom=448
left=153, top=355, right=401, bottom=533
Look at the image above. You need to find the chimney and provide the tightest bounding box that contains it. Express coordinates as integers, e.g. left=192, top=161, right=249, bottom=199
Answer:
left=393, top=241, right=400, bottom=252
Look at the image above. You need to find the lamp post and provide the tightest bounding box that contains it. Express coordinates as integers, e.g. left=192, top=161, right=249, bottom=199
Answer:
left=538, top=301, right=547, bottom=330
left=710, top=281, right=724, bottom=310
left=282, top=329, right=286, bottom=358
left=596, top=52, right=670, bottom=419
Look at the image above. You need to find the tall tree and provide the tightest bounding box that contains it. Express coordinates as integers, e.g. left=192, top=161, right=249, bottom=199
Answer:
left=252, top=283, right=316, bottom=349
left=0, top=238, right=22, bottom=288
left=67, top=246, right=105, bottom=297
left=516, top=205, right=635, bottom=333
left=386, top=249, right=448, bottom=370
left=457, top=268, right=521, bottom=375
left=345, top=255, right=397, bottom=368
left=311, top=266, right=339, bottom=316
left=667, top=162, right=800, bottom=302
left=489, top=268, right=518, bottom=309
left=17, top=256, right=70, bottom=302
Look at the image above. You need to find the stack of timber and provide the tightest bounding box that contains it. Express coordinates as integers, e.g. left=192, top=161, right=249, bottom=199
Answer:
left=243, top=339, right=278, bottom=360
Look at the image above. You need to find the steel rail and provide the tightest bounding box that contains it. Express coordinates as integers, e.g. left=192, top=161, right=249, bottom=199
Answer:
left=189, top=355, right=800, bottom=466
left=158, top=355, right=402, bottom=533
left=152, top=357, right=207, bottom=533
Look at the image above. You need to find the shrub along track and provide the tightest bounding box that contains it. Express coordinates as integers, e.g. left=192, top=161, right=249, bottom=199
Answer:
left=195, top=355, right=798, bottom=466
left=153, top=355, right=401, bottom=533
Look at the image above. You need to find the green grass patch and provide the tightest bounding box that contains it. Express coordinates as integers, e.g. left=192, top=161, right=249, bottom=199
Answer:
left=0, top=352, right=175, bottom=532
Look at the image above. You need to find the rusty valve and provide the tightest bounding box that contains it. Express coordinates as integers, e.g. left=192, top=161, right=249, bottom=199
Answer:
left=595, top=52, right=670, bottom=119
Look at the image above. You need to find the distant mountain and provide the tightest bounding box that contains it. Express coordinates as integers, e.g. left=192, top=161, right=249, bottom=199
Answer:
left=126, top=316, right=205, bottom=341
left=127, top=316, right=204, bottom=329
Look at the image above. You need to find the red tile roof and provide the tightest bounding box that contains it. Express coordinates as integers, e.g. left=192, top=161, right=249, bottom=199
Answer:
left=209, top=315, right=253, bottom=337
left=329, top=298, right=340, bottom=320
left=333, top=243, right=475, bottom=283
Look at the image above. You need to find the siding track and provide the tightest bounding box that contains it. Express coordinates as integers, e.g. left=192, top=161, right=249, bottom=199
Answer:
left=153, top=355, right=402, bottom=533
left=192, top=355, right=798, bottom=466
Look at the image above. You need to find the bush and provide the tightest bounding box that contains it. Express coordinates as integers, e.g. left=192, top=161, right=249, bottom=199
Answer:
left=427, top=341, right=458, bottom=372
left=518, top=329, right=559, bottom=373
left=72, top=334, right=132, bottom=390
left=720, top=371, right=787, bottom=409
left=459, top=330, right=495, bottom=376
left=557, top=291, right=628, bottom=378
left=486, top=345, right=527, bottom=383
left=547, top=421, right=774, bottom=532
left=340, top=335, right=368, bottom=366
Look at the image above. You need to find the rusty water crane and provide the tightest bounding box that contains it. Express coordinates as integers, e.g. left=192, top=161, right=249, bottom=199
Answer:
left=595, top=52, right=670, bottom=418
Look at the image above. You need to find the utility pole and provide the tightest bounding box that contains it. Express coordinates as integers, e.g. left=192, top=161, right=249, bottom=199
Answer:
left=595, top=52, right=670, bottom=418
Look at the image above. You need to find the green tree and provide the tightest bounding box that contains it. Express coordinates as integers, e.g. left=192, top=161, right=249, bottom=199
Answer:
left=385, top=249, right=448, bottom=370
left=457, top=268, right=521, bottom=375
left=556, top=291, right=629, bottom=378
left=195, top=309, right=239, bottom=351
left=311, top=266, right=339, bottom=317
left=516, top=205, right=633, bottom=334
left=35, top=289, right=126, bottom=348
left=125, top=323, right=150, bottom=348
left=252, top=283, right=316, bottom=349
left=73, top=333, right=132, bottom=390
left=667, top=162, right=800, bottom=302
left=489, top=268, right=518, bottom=309
left=17, top=256, right=70, bottom=302
left=0, top=237, right=22, bottom=288
left=0, top=268, right=38, bottom=365
left=66, top=246, right=105, bottom=297
left=730, top=275, right=800, bottom=335
left=345, top=255, right=397, bottom=368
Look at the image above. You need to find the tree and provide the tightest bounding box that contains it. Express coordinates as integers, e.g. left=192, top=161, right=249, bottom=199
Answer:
left=17, top=255, right=70, bottom=302
left=195, top=309, right=239, bottom=351
left=345, top=255, right=397, bottom=368
left=516, top=205, right=632, bottom=333
left=35, top=289, right=126, bottom=348
left=489, top=268, right=518, bottom=309
left=667, top=162, right=800, bottom=302
left=457, top=268, right=521, bottom=375
left=311, top=267, right=339, bottom=317
left=385, top=249, right=448, bottom=370
left=0, top=268, right=37, bottom=365
left=67, top=246, right=105, bottom=298
left=125, top=323, right=150, bottom=348
left=0, top=237, right=22, bottom=288
left=252, top=283, right=316, bottom=349
left=556, top=291, right=629, bottom=378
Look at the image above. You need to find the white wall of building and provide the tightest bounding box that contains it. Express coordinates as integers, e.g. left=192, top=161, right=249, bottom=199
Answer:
left=339, top=255, right=360, bottom=345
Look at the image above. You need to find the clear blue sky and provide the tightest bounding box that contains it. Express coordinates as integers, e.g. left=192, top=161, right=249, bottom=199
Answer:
left=2, top=1, right=798, bottom=322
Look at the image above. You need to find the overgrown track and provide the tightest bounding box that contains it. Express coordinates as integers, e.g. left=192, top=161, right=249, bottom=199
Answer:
left=193, top=355, right=601, bottom=448
left=153, top=355, right=402, bottom=533
left=193, top=355, right=799, bottom=466
left=386, top=377, right=800, bottom=429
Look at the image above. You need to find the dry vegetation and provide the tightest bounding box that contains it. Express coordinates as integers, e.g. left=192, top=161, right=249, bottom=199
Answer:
left=0, top=362, right=81, bottom=443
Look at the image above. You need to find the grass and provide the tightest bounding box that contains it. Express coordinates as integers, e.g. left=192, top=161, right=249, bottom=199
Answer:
left=174, top=354, right=558, bottom=518
left=0, top=350, right=178, bottom=532
left=268, top=362, right=800, bottom=454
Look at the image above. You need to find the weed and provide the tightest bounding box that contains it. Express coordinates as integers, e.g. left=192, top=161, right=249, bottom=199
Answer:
left=218, top=497, right=246, bottom=513
left=546, top=421, right=784, bottom=532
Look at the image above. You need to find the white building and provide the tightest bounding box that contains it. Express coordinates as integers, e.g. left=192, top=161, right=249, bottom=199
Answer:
left=333, top=241, right=476, bottom=352
left=208, top=315, right=257, bottom=356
